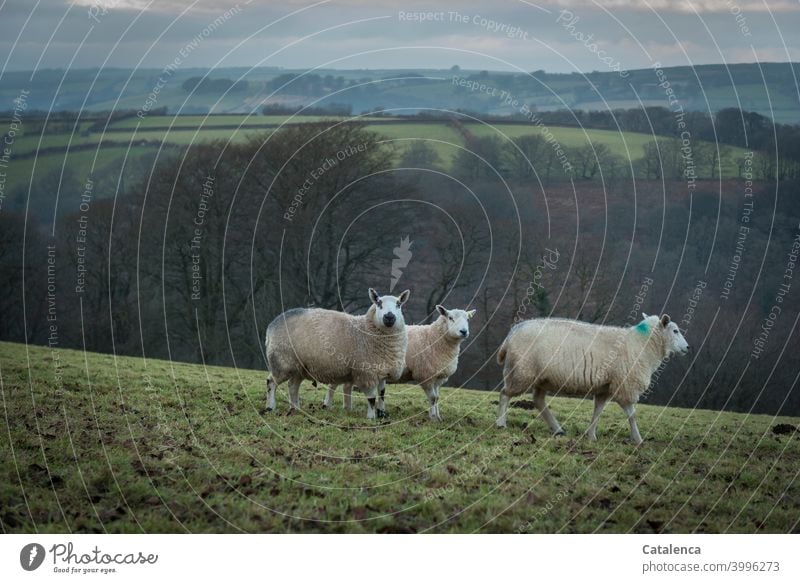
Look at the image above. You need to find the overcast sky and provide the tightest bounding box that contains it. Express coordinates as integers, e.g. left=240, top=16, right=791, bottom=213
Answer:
left=1, top=0, right=799, bottom=74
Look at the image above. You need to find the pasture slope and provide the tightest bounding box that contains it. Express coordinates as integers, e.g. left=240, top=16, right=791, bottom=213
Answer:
left=4, top=115, right=748, bottom=202
left=1, top=341, right=798, bottom=533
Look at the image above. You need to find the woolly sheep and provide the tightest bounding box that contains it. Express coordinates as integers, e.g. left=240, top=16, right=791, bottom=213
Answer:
left=265, top=288, right=410, bottom=419
left=324, top=305, right=476, bottom=421
left=495, top=313, right=689, bottom=444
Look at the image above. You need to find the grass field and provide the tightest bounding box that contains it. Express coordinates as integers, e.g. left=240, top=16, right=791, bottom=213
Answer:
left=465, top=122, right=748, bottom=176
left=83, top=91, right=255, bottom=115
left=4, top=115, right=749, bottom=199
left=374, top=123, right=465, bottom=166
left=109, top=115, right=385, bottom=129
left=467, top=123, right=655, bottom=158
left=1, top=341, right=798, bottom=533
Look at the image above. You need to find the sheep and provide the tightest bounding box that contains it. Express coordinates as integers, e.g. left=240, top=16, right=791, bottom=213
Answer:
left=324, top=305, right=475, bottom=421
left=265, top=288, right=410, bottom=419
left=495, top=313, right=689, bottom=444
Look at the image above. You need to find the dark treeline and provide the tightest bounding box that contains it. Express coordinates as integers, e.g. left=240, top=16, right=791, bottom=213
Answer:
left=1, top=121, right=799, bottom=416
left=261, top=103, right=353, bottom=116
left=464, top=106, right=799, bottom=151
left=427, top=107, right=800, bottom=180
left=181, top=77, right=249, bottom=94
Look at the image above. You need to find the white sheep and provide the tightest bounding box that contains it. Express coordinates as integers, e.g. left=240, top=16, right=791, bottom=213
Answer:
left=323, top=305, right=475, bottom=421
left=265, top=288, right=410, bottom=419
left=495, top=313, right=689, bottom=444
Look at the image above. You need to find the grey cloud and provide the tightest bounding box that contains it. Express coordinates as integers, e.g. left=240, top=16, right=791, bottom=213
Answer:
left=0, top=0, right=797, bottom=73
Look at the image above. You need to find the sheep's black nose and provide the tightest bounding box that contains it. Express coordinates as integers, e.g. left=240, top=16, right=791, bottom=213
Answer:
left=460, top=329, right=468, bottom=337
left=383, top=313, right=396, bottom=327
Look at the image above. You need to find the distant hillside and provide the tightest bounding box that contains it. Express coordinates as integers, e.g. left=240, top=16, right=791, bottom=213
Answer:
left=0, top=112, right=751, bottom=220
left=2, top=62, right=798, bottom=123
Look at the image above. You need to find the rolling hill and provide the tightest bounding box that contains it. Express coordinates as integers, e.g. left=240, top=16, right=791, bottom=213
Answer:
left=2, top=63, right=798, bottom=122
left=1, top=112, right=750, bottom=220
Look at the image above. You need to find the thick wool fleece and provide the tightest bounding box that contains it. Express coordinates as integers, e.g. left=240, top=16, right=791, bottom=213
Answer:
left=398, top=315, right=462, bottom=384
left=265, top=305, right=407, bottom=388
left=497, top=316, right=668, bottom=406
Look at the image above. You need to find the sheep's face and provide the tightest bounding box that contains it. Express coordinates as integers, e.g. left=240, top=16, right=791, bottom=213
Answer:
left=437, top=305, right=476, bottom=340
left=660, top=315, right=690, bottom=355
left=369, top=288, right=410, bottom=330
left=641, top=313, right=689, bottom=355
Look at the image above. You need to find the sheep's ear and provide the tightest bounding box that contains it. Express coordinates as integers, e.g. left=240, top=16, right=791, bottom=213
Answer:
left=660, top=314, right=671, bottom=327
left=369, top=288, right=380, bottom=305
left=436, top=305, right=448, bottom=317
left=466, top=309, right=476, bottom=319
left=642, top=312, right=649, bottom=320
left=398, top=289, right=410, bottom=305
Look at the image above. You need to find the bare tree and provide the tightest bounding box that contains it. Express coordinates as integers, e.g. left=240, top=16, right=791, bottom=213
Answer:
left=422, top=215, right=489, bottom=318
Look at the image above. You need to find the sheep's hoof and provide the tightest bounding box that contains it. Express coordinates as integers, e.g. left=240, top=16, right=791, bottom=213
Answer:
left=262, top=407, right=273, bottom=414
left=553, top=429, right=566, bottom=437
left=285, top=409, right=295, bottom=417
left=322, top=403, right=329, bottom=409
left=495, top=420, right=507, bottom=428
left=376, top=409, right=387, bottom=419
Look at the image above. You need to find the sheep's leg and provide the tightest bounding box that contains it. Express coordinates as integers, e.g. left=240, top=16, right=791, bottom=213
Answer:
left=287, top=378, right=301, bottom=415
left=621, top=403, right=643, bottom=445
left=432, top=382, right=443, bottom=421
left=422, top=382, right=439, bottom=421
left=323, top=384, right=337, bottom=409
left=343, top=383, right=353, bottom=410
left=533, top=388, right=565, bottom=436
left=376, top=380, right=387, bottom=418
left=363, top=385, right=378, bottom=419
left=266, top=376, right=277, bottom=411
left=586, top=395, right=609, bottom=441
left=496, top=391, right=510, bottom=428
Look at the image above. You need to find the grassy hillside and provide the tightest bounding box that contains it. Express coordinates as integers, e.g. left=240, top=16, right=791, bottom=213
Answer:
left=467, top=122, right=654, bottom=157
left=1, top=341, right=798, bottom=533
left=3, top=114, right=748, bottom=213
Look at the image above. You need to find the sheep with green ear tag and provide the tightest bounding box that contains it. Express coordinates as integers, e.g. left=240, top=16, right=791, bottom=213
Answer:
left=495, top=313, right=689, bottom=445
